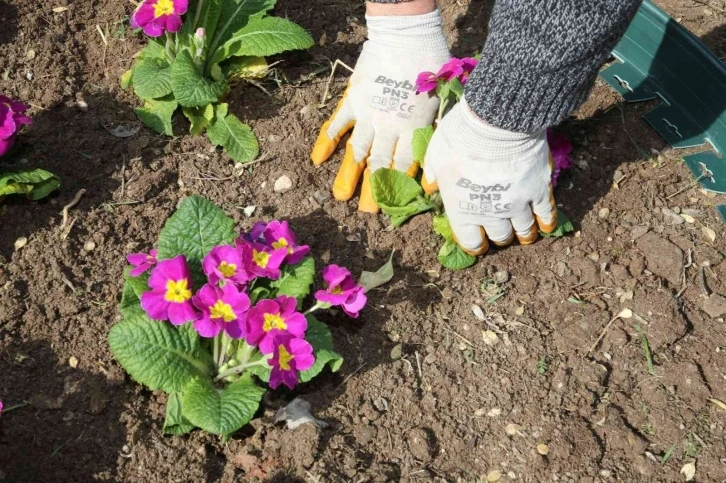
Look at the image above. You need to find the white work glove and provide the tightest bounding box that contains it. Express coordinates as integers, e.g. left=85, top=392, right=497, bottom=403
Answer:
left=423, top=98, right=558, bottom=255
left=311, top=9, right=450, bottom=213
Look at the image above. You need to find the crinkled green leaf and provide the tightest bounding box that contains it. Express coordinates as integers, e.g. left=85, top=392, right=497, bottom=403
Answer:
left=132, top=57, right=173, bottom=100
left=209, top=0, right=277, bottom=55
left=182, top=104, right=215, bottom=135
left=120, top=267, right=149, bottom=318
left=120, top=69, right=133, bottom=90
left=210, top=16, right=313, bottom=66
left=163, top=392, right=196, bottom=435
left=108, top=314, right=212, bottom=393
left=370, top=168, right=433, bottom=226
left=269, top=257, right=315, bottom=303
left=182, top=375, right=264, bottom=436
left=299, top=315, right=343, bottom=383
left=539, top=210, right=575, bottom=238
left=433, top=214, right=453, bottom=240
left=437, top=240, right=476, bottom=270
left=156, top=196, right=236, bottom=278
left=171, top=50, right=227, bottom=107
left=412, top=126, right=434, bottom=164
left=0, top=167, right=60, bottom=201
left=206, top=103, right=259, bottom=163
left=135, top=95, right=178, bottom=136
left=138, top=39, right=167, bottom=61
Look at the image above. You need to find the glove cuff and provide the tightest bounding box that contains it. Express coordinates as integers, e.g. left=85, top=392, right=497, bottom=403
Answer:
left=366, top=9, right=450, bottom=57
left=449, top=98, right=546, bottom=158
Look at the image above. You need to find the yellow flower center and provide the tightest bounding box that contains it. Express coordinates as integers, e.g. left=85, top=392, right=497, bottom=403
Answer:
left=278, top=344, right=294, bottom=371
left=209, top=300, right=236, bottom=322
left=272, top=238, right=288, bottom=250
left=252, top=249, right=270, bottom=268
left=153, top=0, right=175, bottom=17
left=331, top=285, right=343, bottom=295
left=263, top=313, right=287, bottom=332
left=218, top=261, right=237, bottom=278
left=164, top=279, right=191, bottom=303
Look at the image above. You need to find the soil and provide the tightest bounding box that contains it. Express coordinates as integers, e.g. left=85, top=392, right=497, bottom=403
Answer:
left=1, top=0, right=726, bottom=482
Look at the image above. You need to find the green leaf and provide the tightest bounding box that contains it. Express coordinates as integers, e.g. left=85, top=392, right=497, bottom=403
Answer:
left=135, top=95, right=178, bottom=136
left=299, top=315, right=343, bottom=383
left=210, top=16, right=313, bottom=66
left=181, top=0, right=221, bottom=47
left=412, top=126, right=434, bottom=164
left=249, top=285, right=271, bottom=304
left=182, top=104, right=215, bottom=135
left=108, top=313, right=212, bottom=393
left=156, top=196, right=236, bottom=276
left=120, top=267, right=149, bottom=318
left=539, top=210, right=575, bottom=238
left=0, top=167, right=60, bottom=201
left=171, top=50, right=227, bottom=107
left=206, top=104, right=259, bottom=163
left=437, top=240, right=476, bottom=270
left=269, top=257, right=315, bottom=302
left=182, top=375, right=264, bottom=436
left=132, top=58, right=173, bottom=100
left=221, top=56, right=268, bottom=80
left=245, top=349, right=271, bottom=382
left=449, top=78, right=464, bottom=101
left=138, top=39, right=167, bottom=61
left=358, top=251, right=394, bottom=292
left=120, top=69, right=133, bottom=89
left=370, top=168, right=433, bottom=226
left=432, top=214, right=453, bottom=240
left=209, top=0, right=277, bottom=55
left=163, top=393, right=196, bottom=435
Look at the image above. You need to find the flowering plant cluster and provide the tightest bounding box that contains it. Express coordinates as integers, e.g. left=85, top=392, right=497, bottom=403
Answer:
left=121, top=0, right=313, bottom=163
left=369, top=57, right=574, bottom=270
left=0, top=95, right=60, bottom=203
left=109, top=196, right=366, bottom=437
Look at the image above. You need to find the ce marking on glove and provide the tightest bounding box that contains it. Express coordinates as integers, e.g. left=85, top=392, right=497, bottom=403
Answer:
left=458, top=200, right=512, bottom=214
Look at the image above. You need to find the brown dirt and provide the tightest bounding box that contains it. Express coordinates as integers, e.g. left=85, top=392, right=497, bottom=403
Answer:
left=1, top=0, right=726, bottom=481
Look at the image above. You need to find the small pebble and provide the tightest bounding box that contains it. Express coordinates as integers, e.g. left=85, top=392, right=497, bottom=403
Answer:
left=84, top=240, right=96, bottom=251
left=273, top=175, right=293, bottom=193
left=14, top=237, right=27, bottom=251
left=598, top=207, right=610, bottom=219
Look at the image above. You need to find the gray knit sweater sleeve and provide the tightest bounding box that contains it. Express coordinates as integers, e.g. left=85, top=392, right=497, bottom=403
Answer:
left=369, top=0, right=642, bottom=132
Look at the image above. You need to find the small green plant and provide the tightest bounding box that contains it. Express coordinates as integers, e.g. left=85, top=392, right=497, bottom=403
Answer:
left=683, top=432, right=701, bottom=457
left=481, top=277, right=506, bottom=304
left=537, top=356, right=549, bottom=375
left=634, top=324, right=656, bottom=375
left=122, top=0, right=313, bottom=163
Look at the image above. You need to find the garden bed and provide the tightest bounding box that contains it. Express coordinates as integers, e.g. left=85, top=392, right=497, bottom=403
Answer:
left=1, top=0, right=725, bottom=481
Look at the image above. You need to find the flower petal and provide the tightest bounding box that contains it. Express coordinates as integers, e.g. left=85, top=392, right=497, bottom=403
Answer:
left=194, top=316, right=221, bottom=338
left=167, top=301, right=198, bottom=325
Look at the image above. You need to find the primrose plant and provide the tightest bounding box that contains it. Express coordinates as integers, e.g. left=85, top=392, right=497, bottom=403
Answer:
left=122, top=0, right=313, bottom=163
left=1, top=95, right=59, bottom=203
left=109, top=196, right=366, bottom=437
left=369, top=57, right=574, bottom=270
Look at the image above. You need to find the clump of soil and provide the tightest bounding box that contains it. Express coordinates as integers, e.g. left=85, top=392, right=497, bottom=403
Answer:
left=1, top=0, right=725, bottom=481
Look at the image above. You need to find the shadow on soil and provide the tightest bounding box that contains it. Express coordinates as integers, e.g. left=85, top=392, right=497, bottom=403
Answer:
left=0, top=1, right=17, bottom=46
left=0, top=339, right=129, bottom=482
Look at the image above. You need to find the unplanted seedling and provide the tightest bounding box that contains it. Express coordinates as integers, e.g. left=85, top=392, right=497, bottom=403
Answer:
left=481, top=277, right=507, bottom=304
left=634, top=324, right=655, bottom=375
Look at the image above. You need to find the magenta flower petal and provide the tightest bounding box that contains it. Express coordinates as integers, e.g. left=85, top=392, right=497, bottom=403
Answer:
left=167, top=300, right=199, bottom=325
left=315, top=264, right=367, bottom=316
left=245, top=296, right=307, bottom=354
left=238, top=241, right=288, bottom=279
left=164, top=14, right=183, bottom=33
left=0, top=138, right=14, bottom=157
left=140, top=291, right=171, bottom=320
left=263, top=221, right=310, bottom=265
left=288, top=338, right=315, bottom=371
left=267, top=335, right=315, bottom=390
left=194, top=316, right=222, bottom=338
left=191, top=283, right=250, bottom=338
left=547, top=128, right=573, bottom=187
left=202, top=244, right=250, bottom=286
left=126, top=248, right=157, bottom=277
left=141, top=256, right=197, bottom=324
left=415, top=71, right=438, bottom=94
left=0, top=96, right=32, bottom=156
left=130, top=0, right=187, bottom=37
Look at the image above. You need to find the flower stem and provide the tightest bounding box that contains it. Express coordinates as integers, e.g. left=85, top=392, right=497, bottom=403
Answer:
left=192, top=0, right=204, bottom=31
left=0, top=402, right=28, bottom=415
left=212, top=333, right=221, bottom=369
left=437, top=97, right=449, bottom=121
left=164, top=32, right=177, bottom=62
left=214, top=357, right=270, bottom=381
left=218, top=333, right=231, bottom=368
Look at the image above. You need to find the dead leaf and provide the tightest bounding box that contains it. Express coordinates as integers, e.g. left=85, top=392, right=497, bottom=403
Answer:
left=680, top=462, right=695, bottom=481
left=482, top=330, right=499, bottom=346
left=710, top=398, right=726, bottom=411
left=505, top=423, right=522, bottom=435
left=319, top=32, right=327, bottom=46
left=487, top=408, right=502, bottom=418
left=232, top=453, right=276, bottom=478
left=536, top=443, right=549, bottom=455
left=680, top=214, right=695, bottom=223
left=52, top=6, right=69, bottom=12
left=472, top=304, right=485, bottom=321
left=14, top=237, right=27, bottom=251
left=618, top=308, right=633, bottom=319
left=275, top=398, right=328, bottom=430
left=486, top=470, right=502, bottom=482
left=702, top=226, right=716, bottom=243
left=359, top=250, right=394, bottom=292
left=515, top=306, right=524, bottom=316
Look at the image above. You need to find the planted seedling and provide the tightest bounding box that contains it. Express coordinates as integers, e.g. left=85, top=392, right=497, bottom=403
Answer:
left=122, top=0, right=313, bottom=163
left=109, top=196, right=368, bottom=438
left=369, top=57, right=575, bottom=270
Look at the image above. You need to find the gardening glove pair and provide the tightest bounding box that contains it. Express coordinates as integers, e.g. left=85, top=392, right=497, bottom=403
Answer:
left=423, top=99, right=558, bottom=256
left=311, top=9, right=450, bottom=213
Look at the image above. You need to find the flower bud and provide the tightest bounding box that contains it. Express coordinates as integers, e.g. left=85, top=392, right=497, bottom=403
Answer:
left=193, top=28, right=206, bottom=51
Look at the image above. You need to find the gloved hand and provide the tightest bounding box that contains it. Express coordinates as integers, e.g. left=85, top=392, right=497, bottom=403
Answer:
left=423, top=98, right=558, bottom=255
left=311, top=9, right=450, bottom=213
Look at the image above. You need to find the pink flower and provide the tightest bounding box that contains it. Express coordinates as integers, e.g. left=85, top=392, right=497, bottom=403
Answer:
left=140, top=255, right=198, bottom=325
left=0, top=399, right=3, bottom=416
left=263, top=221, right=310, bottom=265
left=0, top=96, right=32, bottom=157
left=126, top=249, right=158, bottom=277
left=267, top=334, right=315, bottom=390
left=202, top=245, right=251, bottom=287
left=130, top=0, right=188, bottom=37
left=236, top=240, right=287, bottom=280
left=415, top=71, right=438, bottom=94
left=192, top=283, right=250, bottom=338
left=547, top=128, right=573, bottom=187
left=244, top=221, right=267, bottom=242
left=314, top=265, right=367, bottom=318
left=437, top=57, right=478, bottom=84
left=245, top=296, right=307, bottom=354
left=458, top=57, right=478, bottom=84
